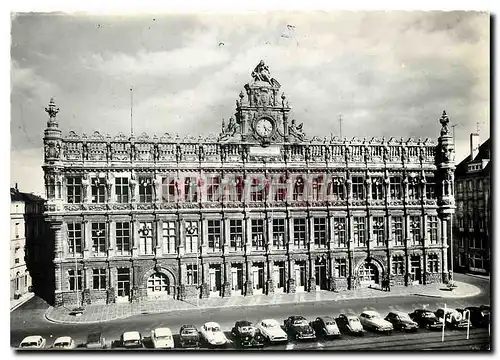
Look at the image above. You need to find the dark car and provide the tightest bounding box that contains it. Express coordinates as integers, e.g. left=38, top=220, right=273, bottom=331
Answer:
left=384, top=311, right=419, bottom=332
left=179, top=325, right=200, bottom=348
left=284, top=316, right=316, bottom=341
left=85, top=332, right=107, bottom=349
left=409, top=309, right=442, bottom=330
left=435, top=308, right=469, bottom=329
left=336, top=314, right=364, bottom=335
left=231, top=320, right=266, bottom=348
left=310, top=316, right=341, bottom=339
left=458, top=307, right=490, bottom=328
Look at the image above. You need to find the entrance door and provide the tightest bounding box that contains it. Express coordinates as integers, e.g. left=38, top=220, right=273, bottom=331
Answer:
left=295, top=262, right=306, bottom=292
left=147, top=272, right=171, bottom=300
left=209, top=265, right=222, bottom=297
left=117, top=268, right=131, bottom=303
left=358, top=262, right=379, bottom=287
left=231, top=264, right=244, bottom=296
left=273, top=262, right=285, bottom=293
left=315, top=260, right=328, bottom=290
left=410, top=256, right=421, bottom=285
left=252, top=263, right=265, bottom=295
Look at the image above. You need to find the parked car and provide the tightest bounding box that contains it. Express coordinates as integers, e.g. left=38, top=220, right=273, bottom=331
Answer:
left=359, top=311, right=393, bottom=334
left=461, top=307, right=490, bottom=328
left=19, top=335, right=46, bottom=349
left=199, top=322, right=228, bottom=347
left=409, top=309, right=442, bottom=330
left=283, top=315, right=316, bottom=341
left=120, top=331, right=143, bottom=348
left=256, top=318, right=288, bottom=343
left=179, top=325, right=200, bottom=348
left=51, top=336, right=76, bottom=349
left=85, top=332, right=107, bottom=349
left=231, top=320, right=266, bottom=348
left=336, top=314, right=364, bottom=335
left=384, top=311, right=418, bottom=332
left=435, top=308, right=469, bottom=329
left=310, top=316, right=341, bottom=339
left=150, top=327, right=174, bottom=349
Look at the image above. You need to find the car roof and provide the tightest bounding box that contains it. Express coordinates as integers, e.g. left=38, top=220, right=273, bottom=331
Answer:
left=204, top=322, right=220, bottom=328
left=153, top=328, right=172, bottom=336
left=320, top=316, right=334, bottom=321
left=361, top=310, right=380, bottom=316
left=54, top=337, right=72, bottom=343
left=22, top=336, right=42, bottom=343
left=122, top=331, right=141, bottom=341
left=389, top=311, right=408, bottom=316
left=261, top=319, right=279, bottom=325
left=181, top=324, right=197, bottom=329
left=237, top=320, right=253, bottom=327
left=87, top=333, right=103, bottom=341
left=346, top=315, right=359, bottom=320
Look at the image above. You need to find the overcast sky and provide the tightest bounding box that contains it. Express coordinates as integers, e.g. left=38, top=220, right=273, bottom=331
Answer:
left=10, top=11, right=489, bottom=195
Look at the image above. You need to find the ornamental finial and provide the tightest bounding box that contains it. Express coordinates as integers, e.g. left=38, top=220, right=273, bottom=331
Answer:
left=45, top=97, right=60, bottom=119
left=439, top=110, right=450, bottom=136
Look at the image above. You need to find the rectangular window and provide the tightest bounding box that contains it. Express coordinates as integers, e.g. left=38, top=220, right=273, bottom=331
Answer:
left=392, top=216, right=404, bottom=246
left=66, top=176, right=82, bottom=203
left=272, top=218, right=286, bottom=249
left=161, top=177, right=177, bottom=203
left=91, top=222, right=106, bottom=257
left=115, top=177, right=129, bottom=203
left=293, top=176, right=305, bottom=201
left=91, top=177, right=106, bottom=203
left=313, top=218, right=327, bottom=248
left=250, top=176, right=266, bottom=202
left=428, top=216, right=438, bottom=244
left=138, top=222, right=153, bottom=255
left=390, top=176, right=402, bottom=200
left=67, top=223, right=83, bottom=255
left=186, top=264, right=198, bottom=285
left=92, top=268, right=106, bottom=290
left=223, top=175, right=244, bottom=202
left=293, top=218, right=307, bottom=249
left=373, top=216, right=386, bottom=246
left=457, top=181, right=463, bottom=194
left=184, top=177, right=198, bottom=202
left=116, top=222, right=130, bottom=256
left=311, top=175, right=324, bottom=201
left=207, top=220, right=221, bottom=252
left=427, top=254, right=439, bottom=273
left=251, top=219, right=265, bottom=250
left=352, top=176, right=364, bottom=200
left=333, top=217, right=346, bottom=247
left=139, top=177, right=154, bottom=203
left=334, top=258, right=347, bottom=278
left=409, top=215, right=421, bottom=245
left=68, top=269, right=83, bottom=291
left=329, top=178, right=345, bottom=200
left=184, top=220, right=199, bottom=253
left=229, top=219, right=243, bottom=250
left=15, top=223, right=19, bottom=239
left=371, top=177, right=384, bottom=200
left=353, top=217, right=366, bottom=247
left=392, top=256, right=404, bottom=275
left=408, top=181, right=421, bottom=200
left=206, top=176, right=221, bottom=202
left=426, top=182, right=436, bottom=199
left=273, top=175, right=288, bottom=202
left=162, top=221, right=176, bottom=254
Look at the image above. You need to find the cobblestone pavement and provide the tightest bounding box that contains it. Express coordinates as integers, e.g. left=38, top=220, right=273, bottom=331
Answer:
left=45, top=280, right=481, bottom=324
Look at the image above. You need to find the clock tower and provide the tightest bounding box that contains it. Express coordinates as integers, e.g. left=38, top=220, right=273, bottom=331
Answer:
left=218, top=60, right=306, bottom=146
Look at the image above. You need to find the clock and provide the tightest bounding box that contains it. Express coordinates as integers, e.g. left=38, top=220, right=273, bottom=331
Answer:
left=255, top=118, right=274, bottom=138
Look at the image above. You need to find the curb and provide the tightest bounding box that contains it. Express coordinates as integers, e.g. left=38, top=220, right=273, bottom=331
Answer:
left=10, top=293, right=34, bottom=312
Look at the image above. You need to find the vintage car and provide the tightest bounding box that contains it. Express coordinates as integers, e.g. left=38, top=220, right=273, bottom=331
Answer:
left=85, top=332, right=107, bottom=349
left=231, top=320, right=266, bottom=348
left=256, top=318, right=288, bottom=343
left=283, top=315, right=316, bottom=341
left=336, top=314, right=364, bottom=335
left=435, top=308, right=469, bottom=329
left=359, top=311, right=394, bottom=334
left=120, top=331, right=143, bottom=348
left=409, top=309, right=442, bottom=330
left=461, top=306, right=490, bottom=328
left=19, top=335, right=46, bottom=349
left=199, top=322, right=228, bottom=347
left=179, top=325, right=200, bottom=348
left=384, top=311, right=419, bottom=332
left=151, top=327, right=174, bottom=349
left=51, top=336, right=76, bottom=349
left=310, top=316, right=341, bottom=339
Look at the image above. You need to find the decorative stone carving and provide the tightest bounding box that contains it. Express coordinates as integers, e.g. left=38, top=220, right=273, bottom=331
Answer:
left=288, top=119, right=306, bottom=142
left=114, top=132, right=128, bottom=141
left=439, top=110, right=450, bottom=136
left=251, top=60, right=279, bottom=87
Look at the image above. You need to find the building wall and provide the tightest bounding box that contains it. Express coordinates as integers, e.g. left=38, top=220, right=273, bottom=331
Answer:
left=10, top=200, right=31, bottom=299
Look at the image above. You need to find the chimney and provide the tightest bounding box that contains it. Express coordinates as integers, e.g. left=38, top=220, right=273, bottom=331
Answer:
left=470, top=133, right=480, bottom=160
left=15, top=182, right=18, bottom=191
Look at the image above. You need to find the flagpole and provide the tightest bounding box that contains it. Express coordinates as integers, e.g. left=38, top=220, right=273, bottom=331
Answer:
left=130, top=87, right=134, bottom=137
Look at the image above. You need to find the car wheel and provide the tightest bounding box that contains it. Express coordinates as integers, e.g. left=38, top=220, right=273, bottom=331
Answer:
left=425, top=324, right=430, bottom=330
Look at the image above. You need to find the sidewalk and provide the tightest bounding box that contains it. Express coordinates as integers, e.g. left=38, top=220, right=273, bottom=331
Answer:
left=10, top=292, right=34, bottom=312
left=45, top=281, right=481, bottom=324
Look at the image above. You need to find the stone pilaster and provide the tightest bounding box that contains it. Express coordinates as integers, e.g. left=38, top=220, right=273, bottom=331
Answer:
left=308, top=257, right=316, bottom=292
left=245, top=260, right=253, bottom=296
left=266, top=258, right=274, bottom=295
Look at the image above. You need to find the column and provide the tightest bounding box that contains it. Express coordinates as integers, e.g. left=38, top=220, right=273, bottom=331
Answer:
left=308, top=217, right=314, bottom=250
left=155, top=219, right=162, bottom=256
left=422, top=214, right=428, bottom=247
left=367, top=214, right=372, bottom=252
left=266, top=258, right=274, bottom=295
left=83, top=220, right=91, bottom=259
left=404, top=214, right=410, bottom=285
left=441, top=217, right=449, bottom=281
left=287, top=215, right=294, bottom=251
left=308, top=257, right=316, bottom=292
left=107, top=267, right=117, bottom=304
left=223, top=218, right=230, bottom=253
left=201, top=218, right=208, bottom=256
left=223, top=260, right=231, bottom=297
left=288, top=258, right=296, bottom=293
left=132, top=219, right=139, bottom=257
left=51, top=222, right=64, bottom=306
left=387, top=214, right=393, bottom=248
left=245, top=215, right=251, bottom=255
left=329, top=255, right=335, bottom=291
left=245, top=259, right=253, bottom=296
left=107, top=220, right=115, bottom=258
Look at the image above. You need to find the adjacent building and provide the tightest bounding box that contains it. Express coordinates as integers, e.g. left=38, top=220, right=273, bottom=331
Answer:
left=42, top=61, right=456, bottom=306
left=453, top=134, right=491, bottom=274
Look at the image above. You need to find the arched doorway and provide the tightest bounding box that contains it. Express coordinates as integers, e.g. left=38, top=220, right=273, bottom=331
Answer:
left=358, top=262, right=379, bottom=287
left=147, top=272, right=171, bottom=300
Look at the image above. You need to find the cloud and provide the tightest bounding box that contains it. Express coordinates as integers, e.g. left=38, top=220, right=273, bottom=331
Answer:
left=11, top=60, right=57, bottom=101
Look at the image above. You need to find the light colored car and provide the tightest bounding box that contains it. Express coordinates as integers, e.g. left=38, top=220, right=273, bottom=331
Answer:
left=256, top=318, right=288, bottom=343
left=151, top=327, right=174, bottom=349
left=120, top=331, right=143, bottom=348
left=199, top=322, right=228, bottom=347
left=19, top=335, right=46, bottom=349
left=359, top=310, right=394, bottom=333
left=52, top=336, right=76, bottom=349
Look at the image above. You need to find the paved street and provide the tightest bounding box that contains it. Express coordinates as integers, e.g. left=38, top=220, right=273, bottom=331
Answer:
left=11, top=273, right=490, bottom=350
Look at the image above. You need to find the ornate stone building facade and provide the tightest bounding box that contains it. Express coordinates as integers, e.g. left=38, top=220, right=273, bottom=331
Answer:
left=42, top=61, right=456, bottom=306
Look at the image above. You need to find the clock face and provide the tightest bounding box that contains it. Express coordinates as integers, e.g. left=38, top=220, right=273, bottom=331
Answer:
left=255, top=118, right=274, bottom=137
